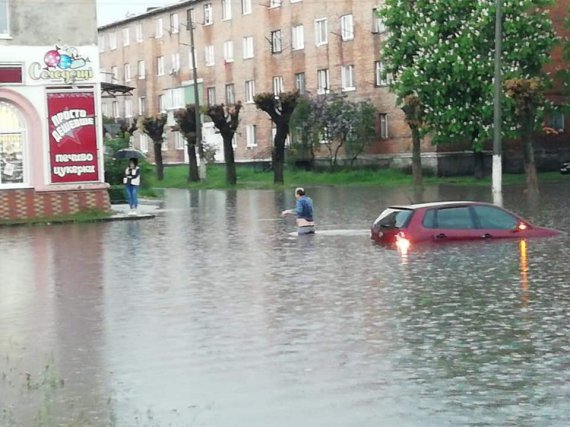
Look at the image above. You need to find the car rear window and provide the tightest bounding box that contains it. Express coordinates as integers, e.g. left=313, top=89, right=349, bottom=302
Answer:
left=374, top=208, right=413, bottom=229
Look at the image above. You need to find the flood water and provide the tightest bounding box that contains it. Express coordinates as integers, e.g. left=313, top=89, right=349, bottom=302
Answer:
left=1, top=183, right=570, bottom=426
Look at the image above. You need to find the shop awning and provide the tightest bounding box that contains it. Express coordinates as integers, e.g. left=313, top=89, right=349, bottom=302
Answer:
left=101, top=82, right=135, bottom=98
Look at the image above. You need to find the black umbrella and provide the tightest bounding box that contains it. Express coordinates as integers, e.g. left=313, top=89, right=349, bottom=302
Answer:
left=114, top=148, right=146, bottom=160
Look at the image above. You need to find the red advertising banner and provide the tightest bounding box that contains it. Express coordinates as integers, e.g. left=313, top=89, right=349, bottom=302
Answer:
left=47, top=91, right=99, bottom=183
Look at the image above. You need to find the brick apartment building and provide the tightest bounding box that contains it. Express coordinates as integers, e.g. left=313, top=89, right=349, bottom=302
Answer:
left=98, top=0, right=407, bottom=166
left=0, top=0, right=109, bottom=220
left=98, top=0, right=568, bottom=171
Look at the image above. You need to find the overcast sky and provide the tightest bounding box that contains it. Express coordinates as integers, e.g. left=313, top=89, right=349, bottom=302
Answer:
left=97, top=0, right=174, bottom=25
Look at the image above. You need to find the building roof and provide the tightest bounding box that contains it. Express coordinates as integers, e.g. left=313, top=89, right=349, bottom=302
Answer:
left=98, top=0, right=196, bottom=30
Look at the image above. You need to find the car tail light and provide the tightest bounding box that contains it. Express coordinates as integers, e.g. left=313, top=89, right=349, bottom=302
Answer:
left=395, top=231, right=411, bottom=253
left=517, top=222, right=528, bottom=231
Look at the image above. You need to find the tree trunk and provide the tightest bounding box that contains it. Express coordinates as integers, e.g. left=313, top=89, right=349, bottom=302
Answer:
left=522, top=127, right=539, bottom=195
left=273, top=125, right=288, bottom=184
left=187, top=141, right=200, bottom=182
left=411, top=126, right=423, bottom=188
left=473, top=150, right=485, bottom=180
left=223, top=134, right=237, bottom=185
left=153, top=141, right=164, bottom=181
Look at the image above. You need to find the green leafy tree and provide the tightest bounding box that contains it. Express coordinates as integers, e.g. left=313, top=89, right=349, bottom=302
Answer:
left=401, top=94, right=425, bottom=187
left=140, top=114, right=167, bottom=181
left=345, top=101, right=377, bottom=168
left=254, top=91, right=300, bottom=184
left=206, top=102, right=242, bottom=185
left=289, top=97, right=317, bottom=168
left=174, top=105, right=200, bottom=182
left=380, top=0, right=557, bottom=183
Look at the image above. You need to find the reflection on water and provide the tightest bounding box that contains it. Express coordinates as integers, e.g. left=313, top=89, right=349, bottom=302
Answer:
left=1, top=184, right=570, bottom=426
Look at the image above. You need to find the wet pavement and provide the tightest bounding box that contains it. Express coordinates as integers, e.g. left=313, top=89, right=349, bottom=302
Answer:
left=1, top=183, right=569, bottom=426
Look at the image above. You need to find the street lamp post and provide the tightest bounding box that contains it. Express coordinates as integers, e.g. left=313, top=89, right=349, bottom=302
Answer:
left=492, top=0, right=503, bottom=206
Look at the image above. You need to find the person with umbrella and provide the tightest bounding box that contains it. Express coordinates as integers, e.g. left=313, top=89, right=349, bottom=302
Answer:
left=123, top=158, right=141, bottom=215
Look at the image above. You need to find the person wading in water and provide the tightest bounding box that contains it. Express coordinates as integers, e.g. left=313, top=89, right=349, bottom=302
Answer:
left=282, top=187, right=315, bottom=235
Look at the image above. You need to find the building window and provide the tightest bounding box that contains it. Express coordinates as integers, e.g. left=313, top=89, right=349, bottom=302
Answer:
left=125, top=99, right=133, bottom=118
left=186, top=8, right=196, bottom=26
left=138, top=60, right=145, bottom=79
left=136, top=23, right=143, bottom=42
left=124, top=63, right=131, bottom=82
left=243, top=36, right=254, bottom=59
left=0, top=0, right=9, bottom=35
left=269, top=0, right=282, bottom=8
left=175, top=132, right=185, bottom=150
left=292, top=25, right=304, bottom=50
left=375, top=61, right=391, bottom=86
left=340, top=14, right=354, bottom=41
left=271, top=30, right=282, bottom=54
left=204, top=3, right=213, bottom=25
left=295, top=72, right=306, bottom=94
left=315, top=18, right=328, bottom=46
left=109, top=32, right=117, bottom=50
left=188, top=48, right=197, bottom=68
left=158, top=94, right=165, bottom=113
left=111, top=66, right=118, bottom=81
left=242, top=0, right=252, bottom=15
left=246, top=125, right=257, bottom=147
left=138, top=97, right=146, bottom=116
left=0, top=101, right=26, bottom=186
left=225, top=84, right=235, bottom=104
left=548, top=111, right=565, bottom=132
left=291, top=0, right=301, bottom=3
left=317, top=69, right=329, bottom=94
left=224, top=40, right=234, bottom=62
left=171, top=53, right=180, bottom=72
left=207, top=87, right=216, bottom=105
left=379, top=113, right=389, bottom=139
left=122, top=27, right=130, bottom=46
left=170, top=12, right=179, bottom=33
left=139, top=134, right=149, bottom=153
left=372, top=9, right=386, bottom=34
left=341, top=65, right=355, bottom=91
left=205, top=45, right=215, bottom=66
left=112, top=101, right=120, bottom=118
left=155, top=18, right=163, bottom=38
left=245, top=80, right=256, bottom=103
left=98, top=35, right=105, bottom=52
left=273, top=76, right=284, bottom=95
left=156, top=56, right=165, bottom=75
left=222, top=0, right=232, bottom=20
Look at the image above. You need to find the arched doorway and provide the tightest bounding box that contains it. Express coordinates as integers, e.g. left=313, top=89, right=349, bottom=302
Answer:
left=0, top=100, right=27, bottom=185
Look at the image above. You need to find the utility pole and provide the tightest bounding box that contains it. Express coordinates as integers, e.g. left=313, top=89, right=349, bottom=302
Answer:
left=188, top=10, right=207, bottom=180
left=492, top=0, right=503, bottom=206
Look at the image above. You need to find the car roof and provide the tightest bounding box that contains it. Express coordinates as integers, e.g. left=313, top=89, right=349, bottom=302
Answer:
left=389, top=201, right=489, bottom=210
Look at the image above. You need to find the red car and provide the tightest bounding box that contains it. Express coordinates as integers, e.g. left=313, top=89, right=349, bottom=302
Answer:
left=371, top=201, right=561, bottom=250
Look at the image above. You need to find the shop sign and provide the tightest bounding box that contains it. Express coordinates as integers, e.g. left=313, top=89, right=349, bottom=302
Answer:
left=29, top=46, right=94, bottom=84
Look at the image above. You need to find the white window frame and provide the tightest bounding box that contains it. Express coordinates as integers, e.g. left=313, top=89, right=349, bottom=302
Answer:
left=245, top=80, right=256, bottom=103
left=136, top=23, right=143, bottom=42
left=271, top=30, right=282, bottom=54
left=109, top=32, right=117, bottom=50
left=292, top=25, right=304, bottom=50
left=0, top=0, right=10, bottom=36
left=170, top=12, right=179, bottom=33
left=124, top=63, right=131, bottom=82
left=138, top=96, right=146, bottom=116
left=98, top=35, right=105, bottom=52
left=122, top=27, right=130, bottom=46
left=243, top=36, right=254, bottom=59
left=375, top=60, right=390, bottom=86
left=269, top=0, right=282, bottom=8
left=138, top=60, right=145, bottom=79
left=204, top=3, right=213, bottom=25
left=295, top=72, right=305, bottom=94
left=290, top=0, right=302, bottom=3
left=158, top=94, right=166, bottom=113
left=379, top=113, right=389, bottom=139
left=246, top=124, right=257, bottom=147
left=204, top=45, right=215, bottom=66
left=111, top=66, right=118, bottom=81
left=223, top=40, right=234, bottom=62
left=315, top=18, right=328, bottom=46
left=222, top=0, right=232, bottom=20
left=317, top=69, right=329, bottom=94
left=188, top=48, right=197, bottom=68
left=242, top=0, right=252, bottom=15
left=156, top=56, right=165, bottom=76
left=340, top=14, right=354, bottom=41
left=372, top=8, right=386, bottom=34
left=171, top=53, right=180, bottom=72
left=207, top=87, right=216, bottom=105
left=272, top=76, right=284, bottom=96
left=125, top=99, right=133, bottom=118
left=341, top=65, right=355, bottom=91
left=155, top=18, right=164, bottom=38
left=139, top=134, right=149, bottom=153
left=175, top=131, right=185, bottom=150
left=112, top=101, right=120, bottom=118
left=225, top=83, right=235, bottom=105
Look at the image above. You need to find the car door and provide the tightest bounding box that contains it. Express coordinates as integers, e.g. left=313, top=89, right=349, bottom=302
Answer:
left=424, top=206, right=482, bottom=242
left=471, top=205, right=519, bottom=239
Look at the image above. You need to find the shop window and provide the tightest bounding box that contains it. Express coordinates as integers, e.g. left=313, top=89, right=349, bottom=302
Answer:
left=0, top=101, right=26, bottom=186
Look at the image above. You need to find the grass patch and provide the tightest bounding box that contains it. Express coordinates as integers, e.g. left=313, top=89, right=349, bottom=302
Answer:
left=149, top=165, right=567, bottom=190
left=0, top=209, right=112, bottom=227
